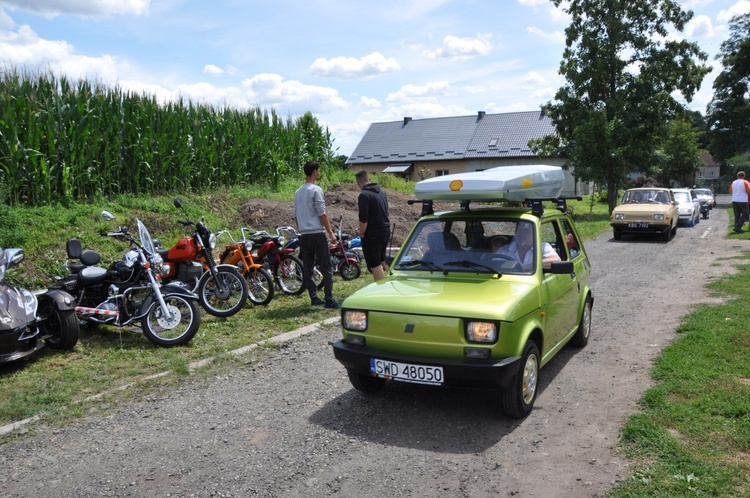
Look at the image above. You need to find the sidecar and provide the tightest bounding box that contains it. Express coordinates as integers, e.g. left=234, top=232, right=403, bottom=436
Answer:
left=0, top=248, right=79, bottom=365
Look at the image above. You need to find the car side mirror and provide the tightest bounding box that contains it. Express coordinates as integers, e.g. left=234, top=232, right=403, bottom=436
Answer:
left=544, top=261, right=574, bottom=274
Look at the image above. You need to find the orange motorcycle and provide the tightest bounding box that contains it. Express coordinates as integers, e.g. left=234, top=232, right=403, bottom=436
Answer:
left=215, top=228, right=274, bottom=306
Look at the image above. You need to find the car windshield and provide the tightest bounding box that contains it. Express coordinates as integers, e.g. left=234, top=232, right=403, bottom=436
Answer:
left=674, top=192, right=691, bottom=203
left=393, top=218, right=538, bottom=275
left=694, top=189, right=712, bottom=196
left=622, top=190, right=670, bottom=204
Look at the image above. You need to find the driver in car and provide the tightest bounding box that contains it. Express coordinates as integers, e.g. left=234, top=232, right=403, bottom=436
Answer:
left=496, top=222, right=560, bottom=271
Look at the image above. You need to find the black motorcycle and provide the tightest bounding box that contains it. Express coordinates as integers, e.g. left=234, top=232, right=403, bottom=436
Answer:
left=0, top=247, right=79, bottom=364
left=52, top=211, right=201, bottom=347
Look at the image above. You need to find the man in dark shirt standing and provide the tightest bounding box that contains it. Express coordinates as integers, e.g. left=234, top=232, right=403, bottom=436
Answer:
left=356, top=171, right=391, bottom=281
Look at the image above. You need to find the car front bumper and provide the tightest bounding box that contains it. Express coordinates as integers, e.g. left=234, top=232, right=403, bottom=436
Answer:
left=611, top=222, right=671, bottom=234
left=332, top=340, right=521, bottom=389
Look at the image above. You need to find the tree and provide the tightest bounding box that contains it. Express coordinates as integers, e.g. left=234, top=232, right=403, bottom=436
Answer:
left=538, top=0, right=710, bottom=212
left=706, top=13, right=750, bottom=163
left=659, top=117, right=704, bottom=186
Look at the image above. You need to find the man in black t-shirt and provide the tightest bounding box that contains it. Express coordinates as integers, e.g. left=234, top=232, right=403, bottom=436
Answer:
left=356, top=171, right=391, bottom=281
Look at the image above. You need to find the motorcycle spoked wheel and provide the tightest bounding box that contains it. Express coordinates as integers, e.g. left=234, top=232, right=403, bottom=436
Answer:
left=141, top=295, right=201, bottom=347
left=198, top=266, right=249, bottom=317
left=245, top=267, right=274, bottom=306
left=38, top=302, right=79, bottom=350
left=340, top=261, right=362, bottom=281
left=274, top=254, right=305, bottom=296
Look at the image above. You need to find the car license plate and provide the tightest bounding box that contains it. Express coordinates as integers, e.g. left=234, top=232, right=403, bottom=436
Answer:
left=369, top=358, right=444, bottom=386
left=627, top=222, right=649, bottom=229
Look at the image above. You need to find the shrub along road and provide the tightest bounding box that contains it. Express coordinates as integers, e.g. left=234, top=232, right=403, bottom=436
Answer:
left=0, top=197, right=744, bottom=497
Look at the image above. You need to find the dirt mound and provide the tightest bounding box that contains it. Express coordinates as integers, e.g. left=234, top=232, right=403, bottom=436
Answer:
left=238, top=183, right=449, bottom=246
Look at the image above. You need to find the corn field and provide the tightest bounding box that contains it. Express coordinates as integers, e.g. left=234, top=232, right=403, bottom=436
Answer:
left=0, top=69, right=336, bottom=206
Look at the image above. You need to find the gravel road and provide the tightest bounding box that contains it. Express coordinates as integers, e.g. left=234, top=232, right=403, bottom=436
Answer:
left=1, top=196, right=744, bottom=498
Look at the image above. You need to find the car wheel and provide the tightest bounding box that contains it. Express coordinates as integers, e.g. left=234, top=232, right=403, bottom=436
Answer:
left=662, top=228, right=671, bottom=241
left=347, top=369, right=386, bottom=393
left=501, top=341, right=540, bottom=418
left=569, top=296, right=592, bottom=348
left=613, top=228, right=622, bottom=240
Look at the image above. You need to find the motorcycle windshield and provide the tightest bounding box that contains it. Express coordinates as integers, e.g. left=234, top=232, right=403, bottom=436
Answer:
left=0, top=285, right=38, bottom=331
left=137, top=219, right=156, bottom=255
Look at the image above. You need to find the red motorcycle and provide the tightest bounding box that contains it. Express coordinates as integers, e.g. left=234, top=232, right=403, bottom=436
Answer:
left=328, top=215, right=361, bottom=281
left=157, top=198, right=249, bottom=317
left=249, top=227, right=306, bottom=296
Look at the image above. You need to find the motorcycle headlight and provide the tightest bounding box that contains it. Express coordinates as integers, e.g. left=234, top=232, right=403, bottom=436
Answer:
left=209, top=233, right=217, bottom=250
left=123, top=250, right=139, bottom=268
left=244, top=241, right=254, bottom=251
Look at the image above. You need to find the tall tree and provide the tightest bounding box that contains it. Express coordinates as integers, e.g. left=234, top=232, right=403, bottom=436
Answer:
left=538, top=0, right=710, bottom=212
left=660, top=117, right=704, bottom=186
left=706, top=13, right=750, bottom=163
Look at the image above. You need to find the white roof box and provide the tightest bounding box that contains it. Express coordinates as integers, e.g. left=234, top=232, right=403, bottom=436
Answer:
left=414, top=165, right=565, bottom=202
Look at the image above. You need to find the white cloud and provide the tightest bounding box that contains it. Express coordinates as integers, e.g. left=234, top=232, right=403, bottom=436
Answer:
left=240, top=73, right=348, bottom=113
left=0, top=0, right=149, bottom=17
left=0, top=24, right=125, bottom=81
left=717, top=0, right=750, bottom=22
left=522, top=71, right=547, bottom=87
left=686, top=14, right=715, bottom=38
left=360, top=96, right=381, bottom=109
left=526, top=26, right=565, bottom=44
left=309, top=52, right=400, bottom=79
left=0, top=9, right=13, bottom=27
left=517, top=0, right=547, bottom=6
left=422, top=34, right=493, bottom=61
left=203, top=64, right=224, bottom=76
left=386, top=81, right=451, bottom=103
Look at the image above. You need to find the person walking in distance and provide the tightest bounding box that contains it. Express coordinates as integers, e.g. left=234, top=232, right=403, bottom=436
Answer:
left=356, top=171, right=391, bottom=281
left=294, top=161, right=341, bottom=309
left=729, top=171, right=750, bottom=233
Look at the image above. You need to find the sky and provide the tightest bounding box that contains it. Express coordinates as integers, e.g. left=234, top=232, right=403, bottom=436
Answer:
left=1, top=1, right=749, bottom=157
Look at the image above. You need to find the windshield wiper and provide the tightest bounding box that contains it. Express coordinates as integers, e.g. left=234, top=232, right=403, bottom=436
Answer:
left=444, top=260, right=502, bottom=276
left=395, top=259, right=444, bottom=271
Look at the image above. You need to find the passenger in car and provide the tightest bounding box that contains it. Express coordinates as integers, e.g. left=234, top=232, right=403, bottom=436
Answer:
left=496, top=222, right=560, bottom=271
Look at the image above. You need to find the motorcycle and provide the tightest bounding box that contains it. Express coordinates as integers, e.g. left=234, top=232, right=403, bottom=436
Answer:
left=215, top=228, right=274, bottom=306
left=52, top=211, right=201, bottom=347
left=249, top=227, right=306, bottom=296
left=328, top=215, right=361, bottom=281
left=0, top=247, right=79, bottom=364
left=157, top=198, right=249, bottom=317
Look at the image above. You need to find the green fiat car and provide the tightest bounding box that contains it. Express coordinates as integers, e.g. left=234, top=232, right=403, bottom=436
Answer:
left=332, top=166, right=593, bottom=418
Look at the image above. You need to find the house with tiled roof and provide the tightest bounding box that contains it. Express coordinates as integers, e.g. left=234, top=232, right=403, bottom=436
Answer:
left=696, top=152, right=720, bottom=185
left=346, top=110, right=589, bottom=196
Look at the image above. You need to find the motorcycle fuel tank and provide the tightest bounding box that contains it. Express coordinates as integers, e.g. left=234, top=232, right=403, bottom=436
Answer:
left=168, top=236, right=198, bottom=262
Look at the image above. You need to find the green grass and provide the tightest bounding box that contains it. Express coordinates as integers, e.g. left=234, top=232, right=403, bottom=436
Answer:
left=608, top=260, right=750, bottom=497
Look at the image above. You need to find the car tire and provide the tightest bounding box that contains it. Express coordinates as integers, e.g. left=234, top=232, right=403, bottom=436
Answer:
left=662, top=228, right=671, bottom=241
left=347, top=369, right=386, bottom=393
left=613, top=228, right=622, bottom=240
left=569, top=296, right=592, bottom=348
left=501, top=341, right=540, bottom=419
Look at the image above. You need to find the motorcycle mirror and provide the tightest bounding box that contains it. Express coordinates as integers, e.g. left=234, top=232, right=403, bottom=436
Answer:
left=101, top=210, right=116, bottom=221
left=173, top=197, right=183, bottom=209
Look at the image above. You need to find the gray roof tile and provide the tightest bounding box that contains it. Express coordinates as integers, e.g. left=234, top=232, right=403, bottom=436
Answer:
left=347, top=111, right=555, bottom=164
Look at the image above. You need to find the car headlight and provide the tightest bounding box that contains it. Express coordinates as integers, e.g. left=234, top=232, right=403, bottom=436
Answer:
left=614, top=213, right=624, bottom=220
left=465, top=321, right=498, bottom=344
left=653, top=214, right=665, bottom=221
left=342, top=310, right=367, bottom=331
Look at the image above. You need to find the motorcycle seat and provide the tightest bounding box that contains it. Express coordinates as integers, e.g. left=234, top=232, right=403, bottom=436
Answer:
left=77, top=266, right=108, bottom=286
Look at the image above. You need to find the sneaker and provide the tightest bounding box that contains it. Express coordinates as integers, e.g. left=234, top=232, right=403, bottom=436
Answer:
left=310, top=297, right=325, bottom=306
left=324, top=299, right=342, bottom=310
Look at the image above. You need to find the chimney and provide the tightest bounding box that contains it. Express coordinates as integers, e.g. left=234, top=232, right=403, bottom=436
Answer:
left=477, top=111, right=485, bottom=120
left=403, top=117, right=412, bottom=125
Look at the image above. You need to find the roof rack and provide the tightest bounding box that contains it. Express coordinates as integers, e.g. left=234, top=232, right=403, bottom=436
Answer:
left=408, top=196, right=582, bottom=218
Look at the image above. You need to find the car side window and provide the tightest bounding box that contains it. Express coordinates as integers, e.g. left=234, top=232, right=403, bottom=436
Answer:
left=541, top=221, right=566, bottom=261
left=560, top=219, right=580, bottom=259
